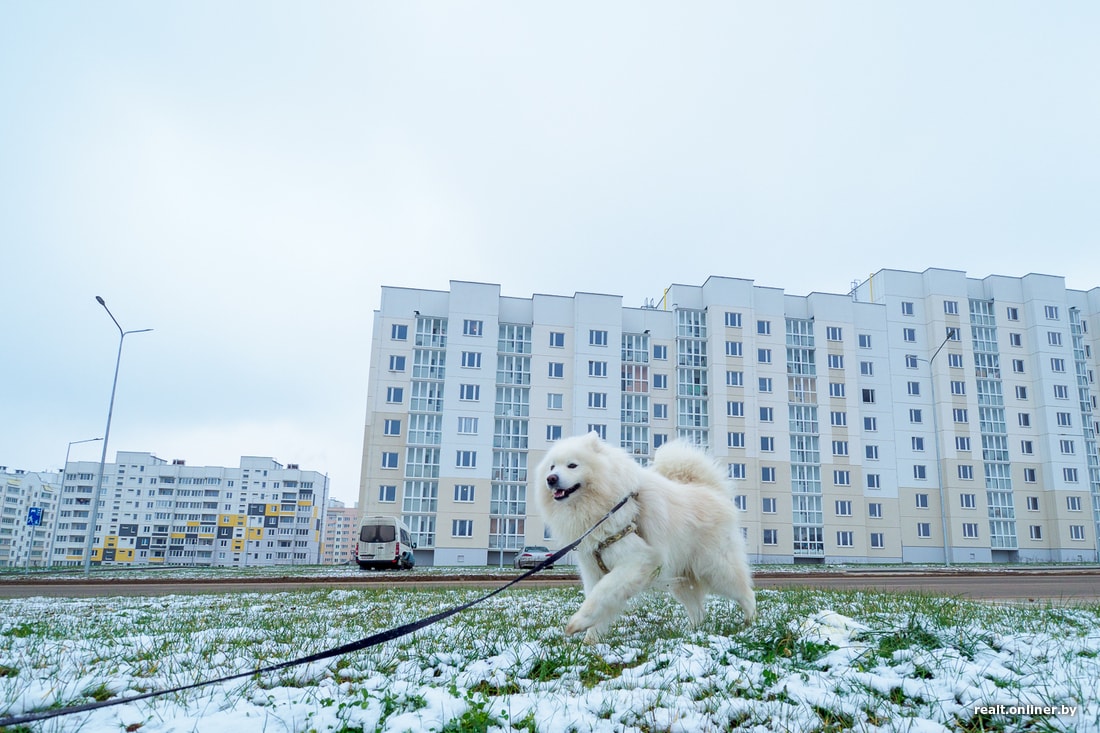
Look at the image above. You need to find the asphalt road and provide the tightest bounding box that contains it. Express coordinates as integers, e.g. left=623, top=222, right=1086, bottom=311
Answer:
left=1, top=568, right=1098, bottom=602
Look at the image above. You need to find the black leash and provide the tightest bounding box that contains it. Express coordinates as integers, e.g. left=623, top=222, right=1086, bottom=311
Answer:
left=0, top=494, right=633, bottom=728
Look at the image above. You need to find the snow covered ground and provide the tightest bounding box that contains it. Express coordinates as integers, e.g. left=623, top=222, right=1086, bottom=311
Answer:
left=1, top=585, right=1098, bottom=732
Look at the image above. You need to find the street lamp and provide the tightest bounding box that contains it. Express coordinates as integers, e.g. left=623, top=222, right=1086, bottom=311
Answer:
left=43, top=437, right=103, bottom=567
left=83, top=297, right=152, bottom=576
left=925, top=327, right=958, bottom=567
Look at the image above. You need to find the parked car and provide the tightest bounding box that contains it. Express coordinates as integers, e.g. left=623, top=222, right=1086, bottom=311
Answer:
left=514, top=545, right=554, bottom=569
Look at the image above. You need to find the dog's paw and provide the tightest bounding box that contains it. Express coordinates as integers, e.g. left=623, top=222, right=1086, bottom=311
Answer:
left=565, top=611, right=594, bottom=637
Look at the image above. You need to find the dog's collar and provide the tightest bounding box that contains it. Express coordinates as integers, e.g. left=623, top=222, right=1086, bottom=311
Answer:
left=593, top=492, right=640, bottom=574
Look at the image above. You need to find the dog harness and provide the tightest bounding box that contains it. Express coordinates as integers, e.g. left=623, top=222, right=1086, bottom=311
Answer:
left=593, top=493, right=640, bottom=574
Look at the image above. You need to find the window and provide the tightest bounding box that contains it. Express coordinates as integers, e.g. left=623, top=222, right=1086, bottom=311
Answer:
left=915, top=493, right=929, bottom=508
left=727, top=431, right=745, bottom=448
left=868, top=503, right=882, bottom=518
left=1044, top=305, right=1059, bottom=320
left=950, top=381, right=966, bottom=395
left=963, top=523, right=979, bottom=539
left=826, top=326, right=843, bottom=341
left=759, top=407, right=774, bottom=422
left=1054, top=384, right=1070, bottom=399
left=457, top=416, right=478, bottom=434
left=870, top=533, right=884, bottom=549
left=946, top=327, right=960, bottom=341
left=1009, top=333, right=1022, bottom=347
left=917, top=522, right=931, bottom=538
left=463, top=319, right=483, bottom=337
left=456, top=450, right=477, bottom=468
left=1018, top=413, right=1031, bottom=427
left=1064, top=467, right=1079, bottom=483
left=956, top=436, right=971, bottom=451
left=588, top=360, right=608, bottom=377
left=653, top=374, right=668, bottom=389
left=759, top=377, right=773, bottom=393
left=588, top=392, right=607, bottom=409
left=866, top=474, right=881, bottom=489
left=763, top=529, right=778, bottom=546
left=653, top=403, right=668, bottom=419
left=548, top=362, right=564, bottom=378
left=828, top=354, right=844, bottom=369
left=726, top=401, right=745, bottom=417
left=734, top=495, right=748, bottom=511
left=903, top=327, right=917, bottom=342
left=547, top=393, right=563, bottom=410
left=1067, top=496, right=1082, bottom=512
left=864, top=416, right=877, bottom=431
left=1029, top=525, right=1043, bottom=541
left=960, top=493, right=976, bottom=509
left=761, top=467, right=776, bottom=483
left=762, top=497, right=777, bottom=513
left=862, top=388, right=875, bottom=404
left=832, top=440, right=849, bottom=456
left=760, top=436, right=775, bottom=452
left=549, top=331, right=565, bottom=348
left=546, top=425, right=562, bottom=441
left=829, top=382, right=846, bottom=398
left=1070, top=525, right=1086, bottom=541
left=454, top=484, right=475, bottom=503
left=653, top=344, right=667, bottom=360
left=459, top=384, right=480, bottom=401
left=1057, top=412, right=1073, bottom=428
left=865, top=444, right=879, bottom=460
left=378, top=485, right=397, bottom=502
left=724, top=311, right=742, bottom=328
left=1019, top=440, right=1034, bottom=455
left=858, top=334, right=872, bottom=348
left=907, top=381, right=921, bottom=396
left=1015, top=385, right=1028, bottom=400
left=944, top=300, right=959, bottom=315
left=386, top=386, right=404, bottom=404
left=1006, top=306, right=1019, bottom=321
left=589, top=329, right=608, bottom=346
left=836, top=531, right=854, bottom=548
left=452, top=519, right=473, bottom=538
left=757, top=348, right=772, bottom=364
left=860, top=361, right=874, bottom=376
left=952, top=409, right=968, bottom=423
left=726, top=370, right=744, bottom=387
left=914, top=465, right=927, bottom=480
left=728, top=463, right=747, bottom=480
left=1051, top=358, right=1066, bottom=373
left=1025, top=496, right=1040, bottom=511
left=958, top=465, right=974, bottom=480
left=725, top=341, right=743, bottom=357
left=653, top=433, right=669, bottom=448
left=901, top=301, right=914, bottom=316
left=1023, top=468, right=1037, bottom=483
left=948, top=353, right=964, bottom=368
left=391, top=324, right=408, bottom=340
left=381, top=452, right=399, bottom=469
left=383, top=419, right=401, bottom=436
left=911, top=436, right=925, bottom=451
left=757, top=320, right=771, bottom=335
left=587, top=424, right=607, bottom=439
left=905, top=354, right=919, bottom=369
left=834, top=471, right=851, bottom=487
left=1012, top=359, right=1025, bottom=373
left=388, top=355, right=406, bottom=371
left=1059, top=439, right=1075, bottom=455
left=830, top=411, right=848, bottom=427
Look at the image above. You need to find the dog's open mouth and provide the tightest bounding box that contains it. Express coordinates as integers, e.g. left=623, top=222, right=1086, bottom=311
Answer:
left=553, top=483, right=581, bottom=501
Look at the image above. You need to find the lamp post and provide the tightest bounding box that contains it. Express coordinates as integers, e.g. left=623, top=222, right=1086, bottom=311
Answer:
left=83, top=297, right=152, bottom=576
left=44, top=437, right=103, bottom=567
left=926, top=328, right=958, bottom=567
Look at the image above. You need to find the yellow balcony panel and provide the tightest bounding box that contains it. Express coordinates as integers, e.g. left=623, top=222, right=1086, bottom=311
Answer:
left=170, top=532, right=186, bottom=539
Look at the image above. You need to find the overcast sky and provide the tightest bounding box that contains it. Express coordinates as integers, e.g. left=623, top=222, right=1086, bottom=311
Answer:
left=2, top=2, right=1098, bottom=505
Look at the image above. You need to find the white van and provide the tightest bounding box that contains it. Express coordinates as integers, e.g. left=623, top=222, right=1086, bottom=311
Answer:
left=356, top=516, right=416, bottom=570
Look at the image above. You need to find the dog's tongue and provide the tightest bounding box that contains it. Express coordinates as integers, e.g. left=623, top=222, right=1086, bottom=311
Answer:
left=554, top=489, right=568, bottom=499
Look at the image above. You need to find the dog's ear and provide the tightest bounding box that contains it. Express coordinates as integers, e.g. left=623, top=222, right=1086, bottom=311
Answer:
left=584, top=431, right=602, bottom=450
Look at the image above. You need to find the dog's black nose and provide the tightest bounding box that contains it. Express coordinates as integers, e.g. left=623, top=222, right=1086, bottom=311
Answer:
left=546, top=474, right=558, bottom=487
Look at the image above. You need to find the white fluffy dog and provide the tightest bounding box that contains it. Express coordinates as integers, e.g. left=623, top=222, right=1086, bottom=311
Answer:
left=534, top=432, right=756, bottom=641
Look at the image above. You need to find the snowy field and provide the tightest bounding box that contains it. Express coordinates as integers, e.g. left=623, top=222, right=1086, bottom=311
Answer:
left=1, top=585, right=1098, bottom=732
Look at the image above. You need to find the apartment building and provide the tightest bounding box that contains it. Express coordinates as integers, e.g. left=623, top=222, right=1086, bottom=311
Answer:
left=52, top=452, right=328, bottom=567
left=0, top=467, right=60, bottom=568
left=322, top=499, right=359, bottom=564
left=358, top=270, right=1100, bottom=566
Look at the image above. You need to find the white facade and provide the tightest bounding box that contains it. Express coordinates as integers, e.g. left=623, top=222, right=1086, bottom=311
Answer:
left=322, top=499, right=358, bottom=564
left=52, top=452, right=329, bottom=567
left=0, top=467, right=61, bottom=567
left=359, top=271, right=1100, bottom=566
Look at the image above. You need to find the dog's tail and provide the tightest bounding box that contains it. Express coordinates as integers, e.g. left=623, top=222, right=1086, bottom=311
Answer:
left=651, top=440, right=729, bottom=491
